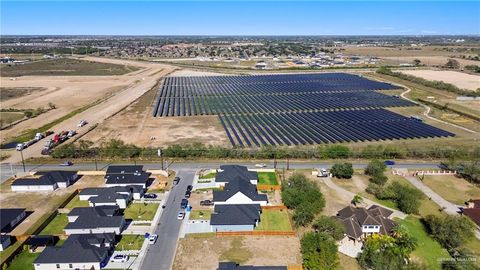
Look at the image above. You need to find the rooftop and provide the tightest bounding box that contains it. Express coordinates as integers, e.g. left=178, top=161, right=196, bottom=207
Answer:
left=211, top=204, right=261, bottom=226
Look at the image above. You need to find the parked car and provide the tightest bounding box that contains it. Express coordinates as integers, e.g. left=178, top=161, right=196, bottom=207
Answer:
left=177, top=211, right=185, bottom=220
left=186, top=185, right=193, bottom=192
left=173, top=177, right=180, bottom=185
left=255, top=163, right=267, bottom=168
left=111, top=255, right=129, bottom=263
left=180, top=198, right=188, bottom=209
left=15, top=143, right=25, bottom=151
left=60, top=161, right=73, bottom=166
left=384, top=160, right=395, bottom=166
left=67, top=130, right=77, bottom=137
left=184, top=191, right=191, bottom=198
left=77, top=120, right=88, bottom=127
left=317, top=168, right=328, bottom=177
left=148, top=234, right=158, bottom=244
left=144, top=193, right=157, bottom=199
left=200, top=200, right=213, bottom=206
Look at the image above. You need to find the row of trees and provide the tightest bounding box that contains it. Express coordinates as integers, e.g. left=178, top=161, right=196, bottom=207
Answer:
left=51, top=139, right=480, bottom=160
left=377, top=66, right=480, bottom=97
left=441, top=159, right=480, bottom=184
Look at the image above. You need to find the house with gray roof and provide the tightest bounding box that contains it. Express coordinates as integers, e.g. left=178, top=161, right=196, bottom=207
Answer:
left=11, top=171, right=78, bottom=192
left=33, top=233, right=115, bottom=270
left=215, top=165, right=258, bottom=186
left=213, top=180, right=268, bottom=206
left=0, top=208, right=27, bottom=233
left=79, top=186, right=143, bottom=209
left=64, top=206, right=125, bottom=235
left=104, top=165, right=150, bottom=188
left=211, top=204, right=262, bottom=232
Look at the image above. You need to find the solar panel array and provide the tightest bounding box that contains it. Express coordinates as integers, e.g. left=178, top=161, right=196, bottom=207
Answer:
left=153, top=73, right=454, bottom=146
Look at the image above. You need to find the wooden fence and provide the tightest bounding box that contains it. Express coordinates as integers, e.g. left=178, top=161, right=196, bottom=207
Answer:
left=257, top=184, right=281, bottom=191
left=216, top=230, right=295, bottom=237
left=261, top=205, right=287, bottom=210
left=287, top=264, right=303, bottom=270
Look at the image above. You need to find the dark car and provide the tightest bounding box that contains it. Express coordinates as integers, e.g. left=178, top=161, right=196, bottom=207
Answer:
left=186, top=185, right=193, bottom=192
left=184, top=190, right=191, bottom=198
left=144, top=193, right=157, bottom=199
left=180, top=198, right=188, bottom=209
left=173, top=177, right=180, bottom=185
left=200, top=200, right=213, bottom=206
left=384, top=160, right=395, bottom=166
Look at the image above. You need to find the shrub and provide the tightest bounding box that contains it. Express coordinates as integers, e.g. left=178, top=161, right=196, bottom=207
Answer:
left=424, top=215, right=476, bottom=251
left=365, top=159, right=387, bottom=176
left=312, top=216, right=345, bottom=241
left=301, top=232, right=339, bottom=270
left=330, top=163, right=354, bottom=179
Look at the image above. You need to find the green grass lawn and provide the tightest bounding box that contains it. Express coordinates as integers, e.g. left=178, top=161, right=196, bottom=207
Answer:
left=7, top=250, right=39, bottom=270
left=257, top=172, right=278, bottom=185
left=255, top=209, right=292, bottom=231
left=116, top=235, right=145, bottom=251
left=38, top=214, right=68, bottom=235
left=123, top=203, right=159, bottom=221
left=397, top=216, right=450, bottom=270
left=189, top=210, right=212, bottom=220
left=199, top=172, right=216, bottom=179
left=63, top=195, right=90, bottom=210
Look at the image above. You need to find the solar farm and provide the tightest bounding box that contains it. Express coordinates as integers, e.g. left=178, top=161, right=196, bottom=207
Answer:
left=153, top=73, right=454, bottom=147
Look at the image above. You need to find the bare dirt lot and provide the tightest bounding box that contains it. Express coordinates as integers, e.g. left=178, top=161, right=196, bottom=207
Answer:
left=399, top=70, right=480, bottom=91
left=173, top=235, right=301, bottom=270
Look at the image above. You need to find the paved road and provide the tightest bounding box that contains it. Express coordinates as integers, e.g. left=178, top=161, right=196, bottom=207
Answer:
left=0, top=161, right=441, bottom=183
left=140, top=169, right=195, bottom=270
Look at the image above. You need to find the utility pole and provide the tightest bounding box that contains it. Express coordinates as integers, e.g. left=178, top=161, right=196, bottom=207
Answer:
left=158, top=149, right=164, bottom=170
left=20, top=149, right=26, bottom=172
left=94, top=157, right=98, bottom=171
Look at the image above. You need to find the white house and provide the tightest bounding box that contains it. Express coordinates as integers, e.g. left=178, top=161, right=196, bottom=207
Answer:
left=11, top=171, right=78, bottom=192
left=210, top=204, right=262, bottom=232
left=79, top=186, right=142, bottom=209
left=213, top=180, right=268, bottom=206
left=214, top=165, right=259, bottom=187
left=64, top=207, right=125, bottom=235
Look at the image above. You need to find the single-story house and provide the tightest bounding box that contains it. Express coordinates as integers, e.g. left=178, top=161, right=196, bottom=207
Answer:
left=65, top=206, right=124, bottom=235
left=33, top=233, right=115, bottom=270
left=211, top=204, right=261, bottom=232
left=79, top=186, right=143, bottom=209
left=11, top=171, right=78, bottom=192
left=106, top=165, right=144, bottom=175
left=215, top=165, right=258, bottom=186
left=213, top=179, right=268, bottom=206
left=0, top=235, right=11, bottom=251
left=0, top=208, right=27, bottom=233
left=218, top=262, right=287, bottom=270
left=105, top=172, right=150, bottom=188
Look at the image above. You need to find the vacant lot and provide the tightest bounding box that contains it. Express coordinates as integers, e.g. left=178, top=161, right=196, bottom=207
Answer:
left=173, top=235, right=301, bottom=270
left=255, top=209, right=292, bottom=231
left=422, top=175, right=480, bottom=205
left=257, top=172, right=278, bottom=185
left=399, top=70, right=480, bottom=91
left=123, top=203, right=159, bottom=221
left=0, top=58, right=139, bottom=77
left=0, top=87, right=47, bottom=101
left=0, top=112, right=24, bottom=128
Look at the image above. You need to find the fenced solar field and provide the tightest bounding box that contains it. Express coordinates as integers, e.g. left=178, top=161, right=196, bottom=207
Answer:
left=153, top=73, right=454, bottom=146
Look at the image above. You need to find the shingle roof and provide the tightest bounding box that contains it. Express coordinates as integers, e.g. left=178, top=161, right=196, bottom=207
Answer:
left=35, top=171, right=77, bottom=182
left=0, top=208, right=25, bottom=231
left=215, top=165, right=258, bottom=183
left=210, top=204, right=261, bottom=226
left=105, top=172, right=149, bottom=185
left=337, top=205, right=397, bottom=240
left=12, top=171, right=76, bottom=186
left=68, top=206, right=119, bottom=217
left=213, top=180, right=267, bottom=203
left=106, top=165, right=144, bottom=174
left=218, top=262, right=287, bottom=270
left=462, top=208, right=480, bottom=227
left=368, top=205, right=394, bottom=218
left=66, top=206, right=123, bottom=230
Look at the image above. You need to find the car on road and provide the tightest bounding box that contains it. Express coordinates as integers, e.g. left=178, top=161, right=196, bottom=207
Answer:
left=77, top=120, right=88, bottom=127
left=186, top=185, right=193, bottom=192
left=184, top=190, right=191, bottom=198
left=173, top=177, right=180, bottom=185
left=180, top=198, right=188, bottom=209
left=144, top=193, right=157, bottom=199
left=200, top=200, right=213, bottom=206
left=111, top=255, right=129, bottom=263
left=148, top=234, right=158, bottom=244
left=384, top=160, right=395, bottom=166
left=60, top=161, right=73, bottom=166
left=255, top=163, right=267, bottom=168
left=177, top=211, right=185, bottom=220
left=15, top=143, right=25, bottom=151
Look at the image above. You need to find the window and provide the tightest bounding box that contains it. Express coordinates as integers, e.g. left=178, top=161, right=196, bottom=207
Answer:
left=69, top=264, right=73, bottom=268
left=368, top=226, right=374, bottom=229
left=56, top=264, right=60, bottom=269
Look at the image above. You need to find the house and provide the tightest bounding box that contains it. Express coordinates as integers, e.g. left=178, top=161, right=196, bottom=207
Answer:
left=104, top=165, right=150, bottom=188
left=337, top=205, right=397, bottom=242
left=33, top=233, right=115, bottom=270
left=0, top=235, right=11, bottom=251
left=215, top=165, right=258, bottom=186
left=0, top=208, right=27, bottom=233
left=79, top=186, right=143, bottom=209
left=218, top=262, right=287, bottom=270
left=213, top=179, right=268, bottom=206
left=210, top=204, right=261, bottom=232
left=462, top=199, right=480, bottom=227
left=64, top=206, right=124, bottom=235
left=11, top=171, right=78, bottom=192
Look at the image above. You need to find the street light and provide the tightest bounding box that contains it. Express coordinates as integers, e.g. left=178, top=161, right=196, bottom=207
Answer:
left=20, top=149, right=26, bottom=172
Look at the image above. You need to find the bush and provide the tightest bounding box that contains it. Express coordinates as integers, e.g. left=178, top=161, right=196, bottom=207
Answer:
left=370, top=173, right=388, bottom=186
left=325, top=145, right=351, bottom=159
left=330, top=163, right=353, bottom=179
left=312, top=216, right=345, bottom=241
left=367, top=182, right=422, bottom=214
left=424, top=215, right=476, bottom=251
left=365, top=159, right=387, bottom=176
left=301, top=232, right=339, bottom=270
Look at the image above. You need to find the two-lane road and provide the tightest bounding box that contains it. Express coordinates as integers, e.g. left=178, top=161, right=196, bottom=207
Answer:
left=140, top=169, right=195, bottom=270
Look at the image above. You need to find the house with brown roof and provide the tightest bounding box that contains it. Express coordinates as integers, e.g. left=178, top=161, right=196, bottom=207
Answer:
left=462, top=199, right=480, bottom=228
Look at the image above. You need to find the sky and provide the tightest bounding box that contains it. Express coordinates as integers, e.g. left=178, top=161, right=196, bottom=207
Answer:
left=1, top=1, right=479, bottom=35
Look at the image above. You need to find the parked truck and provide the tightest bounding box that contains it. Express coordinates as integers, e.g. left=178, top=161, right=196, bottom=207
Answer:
left=41, top=130, right=74, bottom=155
left=15, top=131, right=54, bottom=151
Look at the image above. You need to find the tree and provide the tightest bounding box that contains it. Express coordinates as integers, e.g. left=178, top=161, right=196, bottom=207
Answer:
left=365, top=159, right=387, bottom=176
left=301, top=232, right=339, bottom=270
left=312, top=216, right=345, bottom=241
left=424, top=215, right=476, bottom=251
left=413, top=59, right=422, bottom=66
left=370, top=173, right=388, bottom=186
left=330, top=163, right=354, bottom=179
left=351, top=194, right=363, bottom=206
left=389, top=182, right=423, bottom=214
left=325, top=145, right=351, bottom=159
left=444, top=59, right=460, bottom=69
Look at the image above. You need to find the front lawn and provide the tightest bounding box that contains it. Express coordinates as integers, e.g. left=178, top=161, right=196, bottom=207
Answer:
left=397, top=216, right=450, bottom=270
left=255, top=209, right=292, bottom=231
left=63, top=195, right=90, bottom=210
left=199, top=172, right=217, bottom=179
left=38, top=214, right=68, bottom=235
left=123, top=203, right=159, bottom=221
left=189, top=210, right=212, bottom=220
left=7, top=250, right=39, bottom=270
left=116, top=235, right=145, bottom=251
left=257, top=172, right=278, bottom=185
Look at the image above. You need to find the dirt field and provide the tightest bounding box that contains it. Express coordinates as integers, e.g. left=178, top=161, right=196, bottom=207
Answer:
left=399, top=70, right=480, bottom=91
left=0, top=87, right=47, bottom=101
left=173, top=235, right=301, bottom=270
left=0, top=175, right=105, bottom=235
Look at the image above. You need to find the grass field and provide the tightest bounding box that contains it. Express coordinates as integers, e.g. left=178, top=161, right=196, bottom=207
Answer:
left=0, top=112, right=24, bottom=128
left=6, top=250, right=38, bottom=270
left=218, top=237, right=252, bottom=264
left=257, top=172, right=279, bottom=185
left=0, top=58, right=139, bottom=77
left=0, top=87, right=46, bottom=101
left=189, top=210, right=212, bottom=220
left=116, top=235, right=145, bottom=251
left=338, top=253, right=361, bottom=270
left=199, top=172, right=217, bottom=179
left=255, top=209, right=292, bottom=231
left=123, top=203, right=159, bottom=221
left=397, top=216, right=450, bottom=269
left=63, top=195, right=90, bottom=210
left=38, top=214, right=68, bottom=235
left=422, top=175, right=480, bottom=205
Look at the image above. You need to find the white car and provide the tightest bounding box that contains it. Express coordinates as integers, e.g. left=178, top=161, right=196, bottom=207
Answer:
left=15, top=143, right=25, bottom=151
left=148, top=234, right=158, bottom=244
left=111, top=255, right=129, bottom=263
left=255, top=163, right=267, bottom=168
left=177, top=211, right=185, bottom=220
left=77, top=120, right=88, bottom=127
